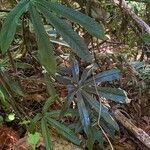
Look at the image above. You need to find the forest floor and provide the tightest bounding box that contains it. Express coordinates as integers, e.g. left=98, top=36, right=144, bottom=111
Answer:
left=0, top=38, right=149, bottom=150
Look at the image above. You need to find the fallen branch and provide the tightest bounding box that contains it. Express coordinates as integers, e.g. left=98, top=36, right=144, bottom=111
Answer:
left=113, top=0, right=150, bottom=34
left=113, top=109, right=150, bottom=149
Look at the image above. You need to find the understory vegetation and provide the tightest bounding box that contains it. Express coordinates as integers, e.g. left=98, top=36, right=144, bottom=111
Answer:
left=0, top=0, right=149, bottom=150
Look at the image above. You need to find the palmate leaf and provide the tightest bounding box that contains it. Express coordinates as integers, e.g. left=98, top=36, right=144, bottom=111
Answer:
left=81, top=90, right=119, bottom=130
left=76, top=92, right=90, bottom=134
left=0, top=0, right=29, bottom=54
left=34, top=0, right=105, bottom=39
left=46, top=117, right=81, bottom=145
left=85, top=86, right=130, bottom=103
left=85, top=69, right=121, bottom=85
left=41, top=118, right=52, bottom=150
left=29, top=2, right=56, bottom=74
left=35, top=4, right=92, bottom=63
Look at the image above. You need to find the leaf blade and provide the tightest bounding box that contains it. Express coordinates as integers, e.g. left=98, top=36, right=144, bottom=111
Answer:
left=34, top=0, right=105, bottom=39
left=29, top=2, right=56, bottom=74
left=41, top=118, right=52, bottom=150
left=85, top=69, right=121, bottom=85
left=36, top=4, right=92, bottom=62
left=81, top=90, right=119, bottom=130
left=47, top=117, right=81, bottom=145
left=85, top=87, right=130, bottom=103
left=76, top=92, right=90, bottom=134
left=0, top=0, right=29, bottom=54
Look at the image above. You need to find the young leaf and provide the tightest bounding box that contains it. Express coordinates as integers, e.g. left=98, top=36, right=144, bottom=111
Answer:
left=47, top=117, right=81, bottom=145
left=41, top=118, right=52, bottom=150
left=85, top=87, right=130, bottom=103
left=76, top=92, right=90, bottom=134
left=6, top=113, right=15, bottom=122
left=34, top=0, right=105, bottom=39
left=28, top=132, right=41, bottom=149
left=36, top=4, right=92, bottom=63
left=29, top=2, right=56, bottom=74
left=81, top=90, right=119, bottom=130
left=85, top=69, right=121, bottom=85
left=0, top=0, right=29, bottom=54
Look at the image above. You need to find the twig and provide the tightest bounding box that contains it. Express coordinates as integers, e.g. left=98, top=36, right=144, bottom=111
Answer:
left=0, top=9, right=10, bottom=12
left=114, top=0, right=150, bottom=34
left=91, top=49, right=114, bottom=150
left=113, top=109, right=150, bottom=149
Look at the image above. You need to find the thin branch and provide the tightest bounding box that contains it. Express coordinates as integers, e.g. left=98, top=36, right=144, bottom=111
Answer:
left=0, top=9, right=10, bottom=12
left=114, top=109, right=150, bottom=149
left=114, top=0, right=150, bottom=34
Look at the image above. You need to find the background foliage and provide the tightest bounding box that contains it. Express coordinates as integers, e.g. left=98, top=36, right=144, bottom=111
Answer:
left=0, top=0, right=149, bottom=150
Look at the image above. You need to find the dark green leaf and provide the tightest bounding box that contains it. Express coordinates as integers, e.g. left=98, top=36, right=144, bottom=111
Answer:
left=1, top=70, right=24, bottom=96
left=85, top=87, right=130, bottom=103
left=45, top=110, right=61, bottom=118
left=29, top=2, right=56, bottom=74
left=86, top=127, right=95, bottom=150
left=28, top=113, right=42, bottom=133
left=34, top=0, right=105, bottom=39
left=70, top=56, right=79, bottom=82
left=47, top=117, right=81, bottom=145
left=16, top=62, right=33, bottom=69
left=81, top=90, right=119, bottom=130
left=0, top=0, right=29, bottom=54
left=77, top=92, right=90, bottom=134
left=46, top=109, right=78, bottom=118
left=0, top=90, right=9, bottom=108
left=55, top=74, right=71, bottom=85
left=100, top=118, right=116, bottom=138
left=85, top=69, right=120, bottom=85
left=41, top=118, right=52, bottom=150
left=92, top=128, right=104, bottom=149
left=60, top=91, right=76, bottom=117
left=79, top=64, right=95, bottom=84
left=57, top=66, right=72, bottom=76
left=36, top=4, right=92, bottom=62
left=42, top=96, right=57, bottom=113
left=44, top=73, right=56, bottom=96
